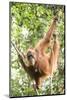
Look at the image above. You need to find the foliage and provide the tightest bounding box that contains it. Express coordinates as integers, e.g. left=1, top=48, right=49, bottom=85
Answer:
left=10, top=2, right=65, bottom=97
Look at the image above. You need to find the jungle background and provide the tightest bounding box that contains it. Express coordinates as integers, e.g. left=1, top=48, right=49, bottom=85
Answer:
left=10, top=2, right=65, bottom=97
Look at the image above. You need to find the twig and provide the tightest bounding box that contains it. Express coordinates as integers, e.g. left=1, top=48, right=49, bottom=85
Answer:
left=11, top=41, right=25, bottom=58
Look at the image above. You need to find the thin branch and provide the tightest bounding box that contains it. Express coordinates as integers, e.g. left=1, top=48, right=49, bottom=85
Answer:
left=11, top=41, right=25, bottom=58
left=11, top=41, right=29, bottom=71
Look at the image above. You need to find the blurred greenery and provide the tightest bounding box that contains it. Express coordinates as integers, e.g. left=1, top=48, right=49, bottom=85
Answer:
left=10, top=2, right=65, bottom=97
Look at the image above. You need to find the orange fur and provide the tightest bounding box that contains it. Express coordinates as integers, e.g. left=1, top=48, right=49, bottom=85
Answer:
left=27, top=16, right=60, bottom=89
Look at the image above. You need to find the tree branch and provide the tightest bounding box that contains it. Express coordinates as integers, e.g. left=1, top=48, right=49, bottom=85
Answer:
left=11, top=41, right=25, bottom=58
left=11, top=41, right=29, bottom=71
